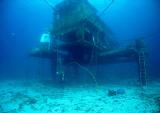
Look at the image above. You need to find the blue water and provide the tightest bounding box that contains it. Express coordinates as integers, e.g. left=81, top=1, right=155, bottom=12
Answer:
left=1, top=0, right=159, bottom=80
left=0, top=0, right=160, bottom=113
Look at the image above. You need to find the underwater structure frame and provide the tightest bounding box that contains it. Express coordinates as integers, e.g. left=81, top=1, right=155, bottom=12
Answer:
left=30, top=0, right=148, bottom=87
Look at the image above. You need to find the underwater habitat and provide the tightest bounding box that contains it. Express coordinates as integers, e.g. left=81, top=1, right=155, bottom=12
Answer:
left=0, top=0, right=160, bottom=113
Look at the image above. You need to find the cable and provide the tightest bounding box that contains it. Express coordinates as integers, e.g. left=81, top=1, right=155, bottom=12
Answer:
left=43, top=0, right=57, bottom=11
left=67, top=62, right=99, bottom=88
left=99, top=0, right=114, bottom=16
left=56, top=36, right=65, bottom=82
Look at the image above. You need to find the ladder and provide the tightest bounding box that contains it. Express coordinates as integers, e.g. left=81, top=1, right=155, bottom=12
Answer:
left=138, top=51, right=147, bottom=86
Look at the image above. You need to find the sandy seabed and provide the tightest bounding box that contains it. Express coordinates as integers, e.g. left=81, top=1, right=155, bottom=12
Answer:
left=0, top=79, right=159, bottom=113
